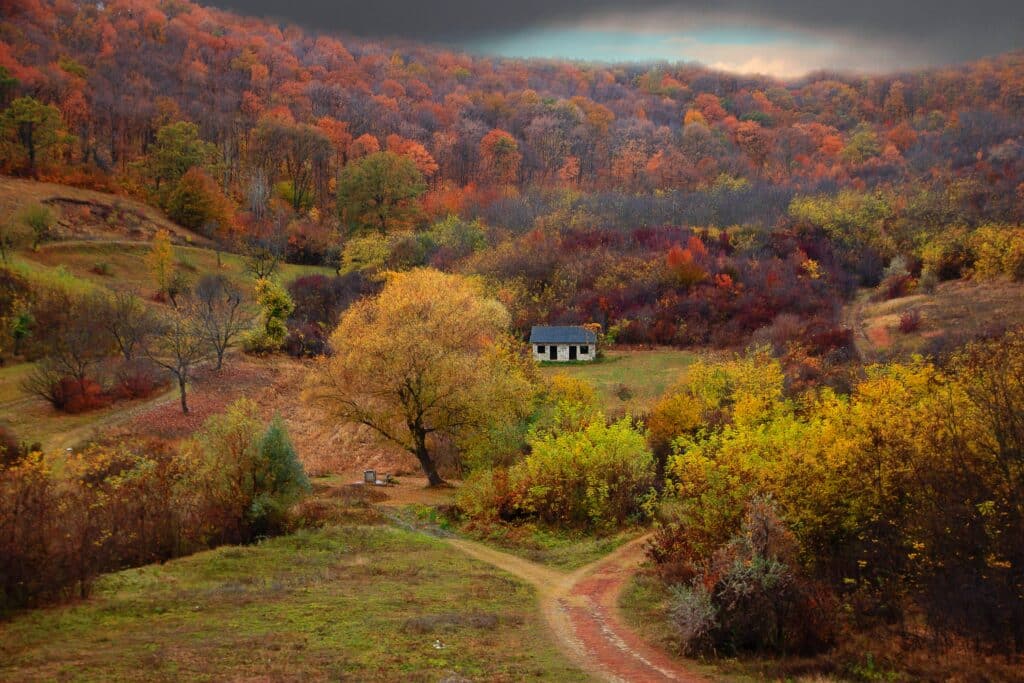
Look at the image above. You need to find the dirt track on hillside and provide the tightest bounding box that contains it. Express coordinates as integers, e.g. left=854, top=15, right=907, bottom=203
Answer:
left=447, top=535, right=710, bottom=682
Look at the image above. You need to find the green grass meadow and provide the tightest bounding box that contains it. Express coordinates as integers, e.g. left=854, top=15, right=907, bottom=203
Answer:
left=539, top=348, right=699, bottom=413
left=19, top=241, right=332, bottom=295
left=0, top=524, right=585, bottom=682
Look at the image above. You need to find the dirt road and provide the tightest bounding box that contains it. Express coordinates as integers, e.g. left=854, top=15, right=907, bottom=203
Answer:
left=362, top=476, right=709, bottom=680
left=447, top=535, right=710, bottom=682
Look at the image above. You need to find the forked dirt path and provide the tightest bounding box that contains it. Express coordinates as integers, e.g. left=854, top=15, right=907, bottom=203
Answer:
left=369, top=477, right=709, bottom=680
left=446, top=534, right=710, bottom=682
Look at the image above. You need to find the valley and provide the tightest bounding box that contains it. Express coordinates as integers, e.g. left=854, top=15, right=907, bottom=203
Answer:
left=2, top=0, right=1024, bottom=679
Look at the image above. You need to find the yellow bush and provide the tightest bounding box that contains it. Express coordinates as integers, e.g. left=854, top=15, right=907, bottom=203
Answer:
left=459, top=413, right=655, bottom=530
left=970, top=226, right=1024, bottom=280
left=658, top=340, right=1024, bottom=648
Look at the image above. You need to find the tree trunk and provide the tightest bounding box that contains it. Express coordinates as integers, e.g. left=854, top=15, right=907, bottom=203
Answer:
left=178, top=375, right=189, bottom=414
left=412, top=430, right=444, bottom=486
left=25, top=125, right=36, bottom=177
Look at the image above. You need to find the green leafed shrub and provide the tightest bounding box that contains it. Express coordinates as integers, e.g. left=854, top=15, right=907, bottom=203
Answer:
left=244, top=277, right=294, bottom=352
left=177, top=399, right=310, bottom=543
left=460, top=409, right=655, bottom=530
left=18, top=203, right=56, bottom=250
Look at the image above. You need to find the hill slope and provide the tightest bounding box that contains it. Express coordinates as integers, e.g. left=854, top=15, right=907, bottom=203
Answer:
left=0, top=176, right=210, bottom=246
left=846, top=279, right=1024, bottom=361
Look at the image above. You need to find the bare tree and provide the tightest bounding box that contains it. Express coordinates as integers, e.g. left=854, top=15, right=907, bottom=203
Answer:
left=244, top=211, right=288, bottom=280
left=21, top=291, right=113, bottom=404
left=21, top=360, right=70, bottom=407
left=246, top=168, right=271, bottom=221
left=244, top=245, right=280, bottom=280
left=145, top=306, right=209, bottom=414
left=166, top=270, right=192, bottom=310
left=92, top=291, right=160, bottom=362
left=195, top=273, right=251, bottom=370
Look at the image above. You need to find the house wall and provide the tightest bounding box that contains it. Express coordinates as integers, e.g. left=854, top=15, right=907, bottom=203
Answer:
left=532, top=343, right=595, bottom=362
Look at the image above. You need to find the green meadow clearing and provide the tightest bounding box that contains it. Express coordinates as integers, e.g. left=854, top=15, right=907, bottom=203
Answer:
left=0, top=520, right=585, bottom=682
left=16, top=240, right=332, bottom=294
left=538, top=347, right=701, bottom=413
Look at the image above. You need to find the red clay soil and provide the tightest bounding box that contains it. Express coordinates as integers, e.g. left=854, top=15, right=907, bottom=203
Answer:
left=558, top=537, right=710, bottom=683
left=446, top=533, right=710, bottom=683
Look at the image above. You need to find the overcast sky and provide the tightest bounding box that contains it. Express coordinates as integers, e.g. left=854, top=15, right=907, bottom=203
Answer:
left=212, top=0, right=1024, bottom=78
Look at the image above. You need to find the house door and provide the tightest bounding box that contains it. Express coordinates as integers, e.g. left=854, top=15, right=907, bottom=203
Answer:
left=549, top=346, right=558, bottom=360
left=569, top=345, right=577, bottom=360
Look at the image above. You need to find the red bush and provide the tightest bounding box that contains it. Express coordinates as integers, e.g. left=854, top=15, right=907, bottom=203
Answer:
left=113, top=360, right=167, bottom=400
left=53, top=377, right=110, bottom=413
left=873, top=274, right=914, bottom=302
left=898, top=310, right=922, bottom=334
left=284, top=322, right=330, bottom=357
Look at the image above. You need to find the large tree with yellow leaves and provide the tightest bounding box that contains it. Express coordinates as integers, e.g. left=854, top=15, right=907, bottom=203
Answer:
left=306, top=268, right=535, bottom=486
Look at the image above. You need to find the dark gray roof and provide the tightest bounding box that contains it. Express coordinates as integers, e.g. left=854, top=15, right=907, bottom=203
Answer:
left=529, top=325, right=597, bottom=344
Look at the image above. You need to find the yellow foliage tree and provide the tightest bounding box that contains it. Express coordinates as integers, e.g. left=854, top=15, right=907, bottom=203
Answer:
left=305, top=268, right=536, bottom=485
left=683, top=109, right=708, bottom=127
left=659, top=339, right=1024, bottom=644
left=146, top=229, right=174, bottom=296
left=970, top=226, right=1024, bottom=281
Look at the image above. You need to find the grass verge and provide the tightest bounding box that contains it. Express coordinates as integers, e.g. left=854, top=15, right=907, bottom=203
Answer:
left=459, top=521, right=641, bottom=571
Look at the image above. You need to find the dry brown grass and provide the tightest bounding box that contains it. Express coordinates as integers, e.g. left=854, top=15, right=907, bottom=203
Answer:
left=4, top=355, right=413, bottom=479
left=104, top=356, right=417, bottom=479
left=0, top=176, right=210, bottom=245
left=249, top=361, right=418, bottom=477
left=848, top=278, right=1024, bottom=360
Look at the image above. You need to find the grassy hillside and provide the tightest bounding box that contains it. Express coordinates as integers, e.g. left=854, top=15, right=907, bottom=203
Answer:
left=0, top=520, right=585, bottom=682
left=0, top=176, right=209, bottom=246
left=16, top=240, right=331, bottom=294
left=538, top=348, right=700, bottom=413
left=0, top=177, right=334, bottom=452
left=846, top=279, right=1024, bottom=361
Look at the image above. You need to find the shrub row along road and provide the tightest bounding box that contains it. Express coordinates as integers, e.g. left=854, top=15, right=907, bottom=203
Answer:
left=447, top=535, right=710, bottom=682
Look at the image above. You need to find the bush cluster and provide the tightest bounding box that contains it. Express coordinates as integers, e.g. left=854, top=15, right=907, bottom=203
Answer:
left=664, top=499, right=835, bottom=656
left=648, top=336, right=1024, bottom=654
left=283, top=272, right=380, bottom=357
left=459, top=407, right=655, bottom=530
left=0, top=400, right=308, bottom=612
left=898, top=309, right=922, bottom=333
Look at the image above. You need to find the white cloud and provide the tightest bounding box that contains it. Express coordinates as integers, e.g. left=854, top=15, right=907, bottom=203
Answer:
left=477, top=8, right=944, bottom=78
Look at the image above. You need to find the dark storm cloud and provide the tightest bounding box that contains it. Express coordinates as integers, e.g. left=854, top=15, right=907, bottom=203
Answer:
left=210, top=0, right=1024, bottom=63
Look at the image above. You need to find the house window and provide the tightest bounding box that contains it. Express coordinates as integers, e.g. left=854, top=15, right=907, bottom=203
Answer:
left=580, top=345, right=589, bottom=354
left=537, top=345, right=545, bottom=354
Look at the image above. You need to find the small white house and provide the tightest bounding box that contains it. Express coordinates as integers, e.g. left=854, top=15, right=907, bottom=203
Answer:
left=530, top=325, right=597, bottom=362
